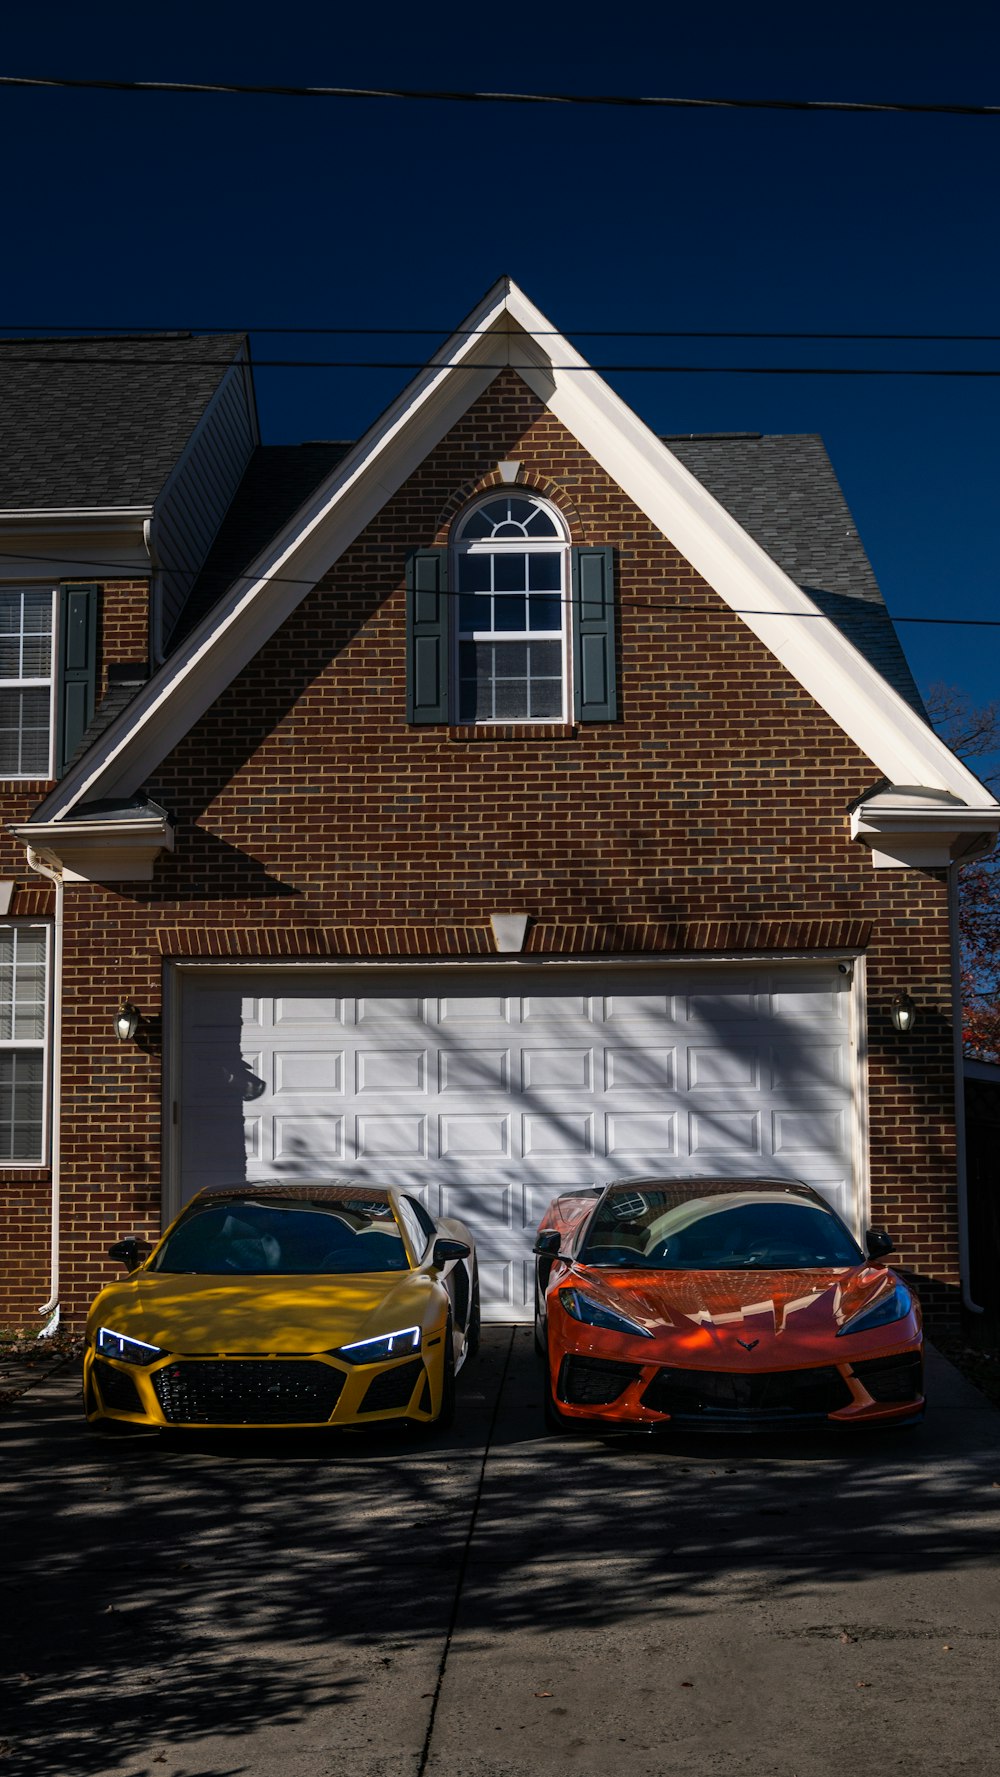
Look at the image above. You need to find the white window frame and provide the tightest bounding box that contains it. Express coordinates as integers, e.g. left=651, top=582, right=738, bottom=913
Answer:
left=452, top=495, right=570, bottom=724
left=0, top=922, right=51, bottom=1165
left=0, top=585, right=57, bottom=780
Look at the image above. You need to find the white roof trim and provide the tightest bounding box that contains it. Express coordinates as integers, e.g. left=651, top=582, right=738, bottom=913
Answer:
left=31, top=276, right=999, bottom=826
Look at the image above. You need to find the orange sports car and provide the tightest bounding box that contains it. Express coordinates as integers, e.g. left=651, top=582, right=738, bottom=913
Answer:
left=534, top=1177, right=924, bottom=1432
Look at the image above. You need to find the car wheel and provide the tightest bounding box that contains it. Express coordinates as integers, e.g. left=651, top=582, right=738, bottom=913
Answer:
left=465, top=1260, right=481, bottom=1360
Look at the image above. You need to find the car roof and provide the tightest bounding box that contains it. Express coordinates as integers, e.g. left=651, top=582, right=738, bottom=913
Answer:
left=597, top=1177, right=824, bottom=1203
left=187, top=1181, right=397, bottom=1207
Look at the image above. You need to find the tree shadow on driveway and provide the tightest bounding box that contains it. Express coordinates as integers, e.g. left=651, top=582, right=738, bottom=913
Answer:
left=1, top=1335, right=997, bottom=1777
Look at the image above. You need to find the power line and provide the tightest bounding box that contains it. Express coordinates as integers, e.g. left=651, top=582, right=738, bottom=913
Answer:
left=4, top=353, right=1000, bottom=377
left=4, top=327, right=1000, bottom=342
left=0, top=545, right=996, bottom=625
left=2, top=72, right=1000, bottom=118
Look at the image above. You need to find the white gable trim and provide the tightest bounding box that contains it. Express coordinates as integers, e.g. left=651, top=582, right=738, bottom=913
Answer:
left=31, top=277, right=998, bottom=827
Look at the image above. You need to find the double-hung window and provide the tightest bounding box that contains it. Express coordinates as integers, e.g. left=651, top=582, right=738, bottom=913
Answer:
left=0, top=589, right=55, bottom=777
left=0, top=925, right=49, bottom=1162
left=454, top=496, right=568, bottom=723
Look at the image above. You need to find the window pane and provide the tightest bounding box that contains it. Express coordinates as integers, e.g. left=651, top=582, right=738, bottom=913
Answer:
left=528, top=554, right=561, bottom=591
left=0, top=688, right=51, bottom=776
left=523, top=505, right=560, bottom=536
left=492, top=643, right=529, bottom=678
left=494, top=596, right=526, bottom=632
left=529, top=679, right=563, bottom=719
left=493, top=553, right=527, bottom=592
left=460, top=508, right=493, bottom=538
left=459, top=593, right=490, bottom=631
left=457, top=553, right=491, bottom=591
left=494, top=678, right=528, bottom=719
left=0, top=1052, right=45, bottom=1161
left=528, top=594, right=562, bottom=632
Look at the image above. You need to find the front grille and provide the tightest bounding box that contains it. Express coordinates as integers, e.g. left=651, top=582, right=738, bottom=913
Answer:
left=94, top=1359, right=143, bottom=1414
left=153, top=1360, right=345, bottom=1425
left=558, top=1354, right=643, bottom=1406
left=851, top=1352, right=923, bottom=1403
left=641, top=1364, right=852, bottom=1421
left=359, top=1359, right=424, bottom=1414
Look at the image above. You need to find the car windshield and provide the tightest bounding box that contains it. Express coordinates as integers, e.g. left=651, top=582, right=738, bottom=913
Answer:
left=580, top=1186, right=862, bottom=1271
left=151, top=1197, right=410, bottom=1275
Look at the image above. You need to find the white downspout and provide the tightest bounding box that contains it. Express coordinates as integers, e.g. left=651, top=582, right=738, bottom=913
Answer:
left=26, top=847, right=64, bottom=1333
left=949, top=861, right=983, bottom=1315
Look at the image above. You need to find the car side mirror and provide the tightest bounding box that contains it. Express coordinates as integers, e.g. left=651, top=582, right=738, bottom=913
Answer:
left=533, top=1230, right=563, bottom=1258
left=865, top=1228, right=895, bottom=1260
left=108, top=1237, right=152, bottom=1272
left=432, top=1237, right=471, bottom=1268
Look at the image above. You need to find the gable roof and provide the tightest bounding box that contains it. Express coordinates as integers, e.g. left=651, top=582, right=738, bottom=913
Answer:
left=0, top=333, right=248, bottom=511
left=26, top=278, right=999, bottom=830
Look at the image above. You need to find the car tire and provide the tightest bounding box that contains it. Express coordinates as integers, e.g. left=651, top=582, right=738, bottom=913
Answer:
left=465, top=1260, right=481, bottom=1361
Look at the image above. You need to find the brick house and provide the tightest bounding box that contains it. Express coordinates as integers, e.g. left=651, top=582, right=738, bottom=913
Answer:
left=2, top=280, right=997, bottom=1331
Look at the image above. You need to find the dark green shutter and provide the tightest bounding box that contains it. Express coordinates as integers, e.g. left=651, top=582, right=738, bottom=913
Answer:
left=571, top=547, right=617, bottom=722
left=57, top=583, right=100, bottom=772
left=406, top=549, right=451, bottom=723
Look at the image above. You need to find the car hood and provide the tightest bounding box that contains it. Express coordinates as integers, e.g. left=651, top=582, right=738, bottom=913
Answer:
left=568, top=1263, right=906, bottom=1364
left=87, top=1271, right=438, bottom=1356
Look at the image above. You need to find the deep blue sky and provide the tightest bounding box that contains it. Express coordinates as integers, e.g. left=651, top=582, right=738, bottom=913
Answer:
left=3, top=0, right=998, bottom=764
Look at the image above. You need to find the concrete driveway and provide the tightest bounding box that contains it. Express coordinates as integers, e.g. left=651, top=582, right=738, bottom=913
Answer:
left=1, top=1335, right=998, bottom=1777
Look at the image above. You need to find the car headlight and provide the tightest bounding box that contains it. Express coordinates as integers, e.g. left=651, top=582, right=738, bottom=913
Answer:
left=95, top=1326, right=165, bottom=1366
left=837, top=1281, right=913, bottom=1337
left=558, top=1289, right=653, bottom=1340
left=335, top=1326, right=422, bottom=1364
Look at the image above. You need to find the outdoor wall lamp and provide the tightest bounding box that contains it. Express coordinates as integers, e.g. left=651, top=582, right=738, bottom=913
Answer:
left=114, top=1000, right=142, bottom=1042
left=890, top=991, right=918, bottom=1034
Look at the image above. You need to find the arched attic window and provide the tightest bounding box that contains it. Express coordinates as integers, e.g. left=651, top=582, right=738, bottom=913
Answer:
left=405, top=498, right=616, bottom=726
left=454, top=494, right=568, bottom=723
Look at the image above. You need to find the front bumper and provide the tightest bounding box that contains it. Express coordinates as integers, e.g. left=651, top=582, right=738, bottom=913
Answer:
left=83, top=1341, right=445, bottom=1430
left=550, top=1345, right=925, bottom=1429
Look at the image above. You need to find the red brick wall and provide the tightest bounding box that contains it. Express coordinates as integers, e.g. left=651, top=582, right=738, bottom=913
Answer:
left=0, top=382, right=959, bottom=1327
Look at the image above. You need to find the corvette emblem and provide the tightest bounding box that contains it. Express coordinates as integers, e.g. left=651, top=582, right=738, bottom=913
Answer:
left=736, top=1338, right=759, bottom=1352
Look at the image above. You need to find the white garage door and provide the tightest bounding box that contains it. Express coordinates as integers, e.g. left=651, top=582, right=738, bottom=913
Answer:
left=173, top=964, right=859, bottom=1322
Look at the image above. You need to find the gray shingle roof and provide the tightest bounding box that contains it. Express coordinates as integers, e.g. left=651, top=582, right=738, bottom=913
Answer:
left=0, top=333, right=247, bottom=510
left=664, top=432, right=926, bottom=715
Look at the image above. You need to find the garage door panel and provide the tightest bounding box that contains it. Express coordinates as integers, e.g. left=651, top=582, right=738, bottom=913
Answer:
left=355, top=1048, right=427, bottom=1094
left=688, top=1109, right=762, bottom=1157
left=521, top=1047, right=595, bottom=1092
left=605, top=1110, right=678, bottom=1160
left=272, top=1113, right=345, bottom=1165
left=686, top=1045, right=761, bottom=1090
left=273, top=1051, right=344, bottom=1095
left=438, top=1049, right=510, bottom=1092
left=177, top=963, right=859, bottom=1321
left=438, top=1112, right=511, bottom=1158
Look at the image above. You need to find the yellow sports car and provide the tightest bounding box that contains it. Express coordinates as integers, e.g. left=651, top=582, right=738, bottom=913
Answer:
left=83, top=1182, right=479, bottom=1432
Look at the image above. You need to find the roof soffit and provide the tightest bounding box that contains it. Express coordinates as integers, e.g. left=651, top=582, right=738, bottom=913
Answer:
left=30, top=277, right=998, bottom=826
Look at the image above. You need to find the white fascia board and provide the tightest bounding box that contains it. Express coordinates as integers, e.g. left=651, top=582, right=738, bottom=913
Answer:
left=503, top=286, right=998, bottom=812
left=0, top=507, right=153, bottom=523
left=34, top=283, right=514, bottom=819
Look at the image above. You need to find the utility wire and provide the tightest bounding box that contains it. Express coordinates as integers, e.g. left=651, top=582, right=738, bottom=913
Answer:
left=2, top=72, right=1000, bottom=117
left=4, top=327, right=1000, bottom=342
left=3, top=354, right=1000, bottom=377
left=0, top=545, right=996, bottom=625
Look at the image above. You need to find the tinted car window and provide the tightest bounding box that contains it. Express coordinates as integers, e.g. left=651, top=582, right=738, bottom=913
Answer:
left=582, top=1189, right=862, bottom=1271
left=152, top=1198, right=409, bottom=1275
